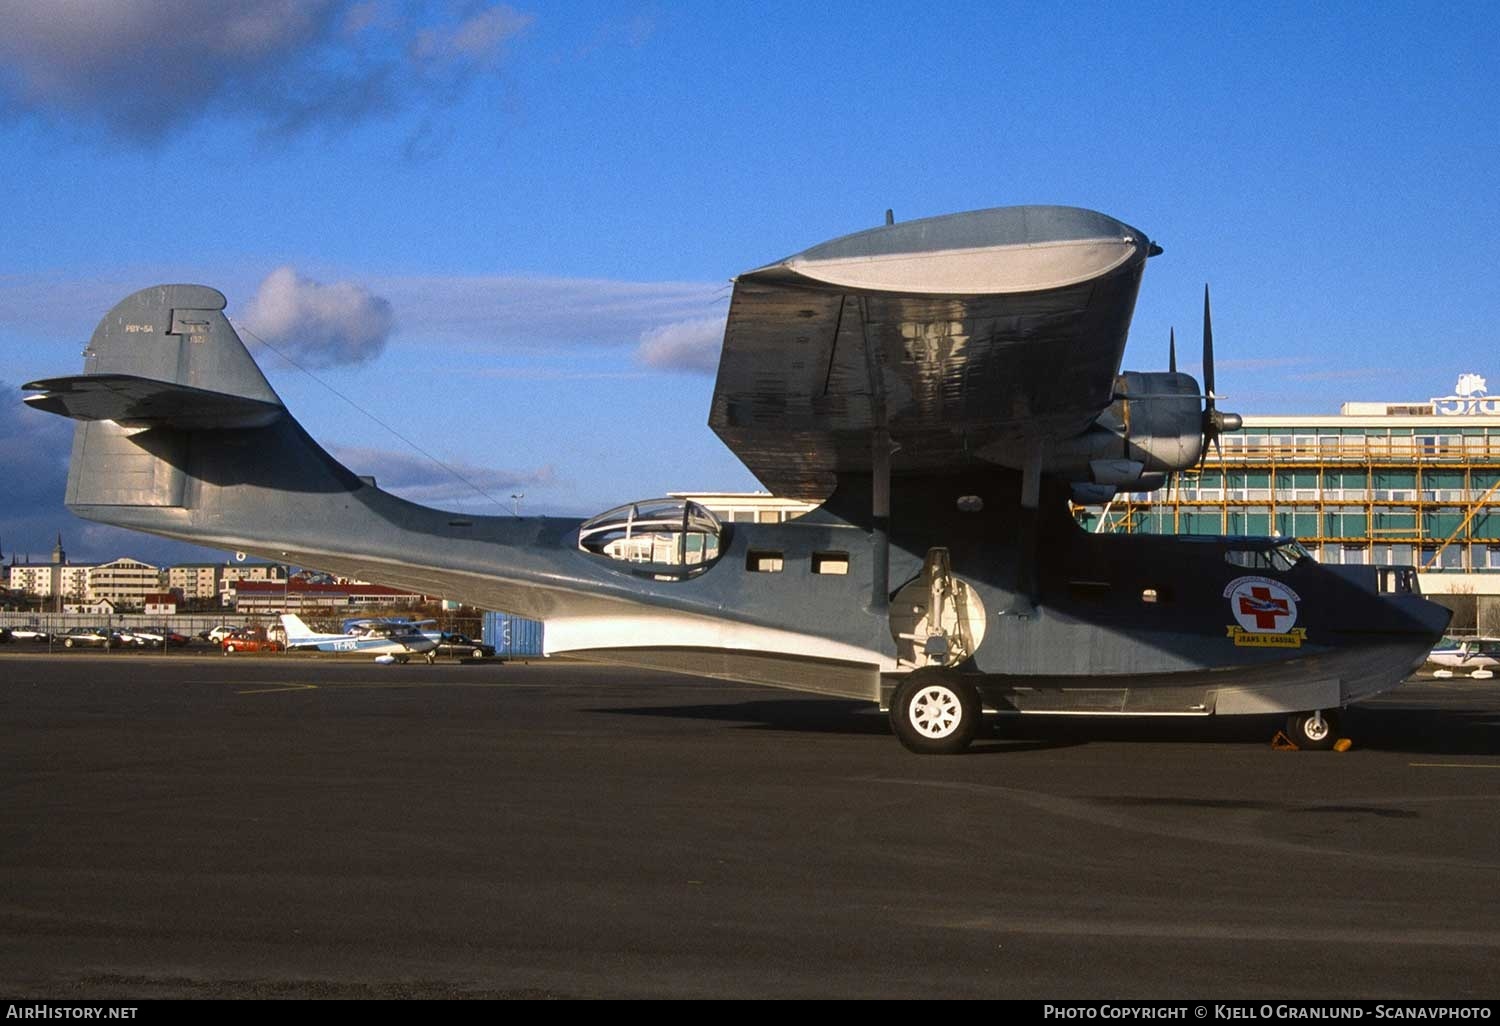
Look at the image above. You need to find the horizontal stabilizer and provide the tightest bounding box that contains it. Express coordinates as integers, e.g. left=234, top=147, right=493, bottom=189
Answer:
left=23, top=374, right=285, bottom=430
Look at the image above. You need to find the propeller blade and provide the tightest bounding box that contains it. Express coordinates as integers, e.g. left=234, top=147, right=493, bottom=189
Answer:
left=1169, top=327, right=1177, bottom=374
left=1202, top=284, right=1215, bottom=409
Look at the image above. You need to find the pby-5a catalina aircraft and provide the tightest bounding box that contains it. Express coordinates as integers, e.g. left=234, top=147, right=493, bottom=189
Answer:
left=25, top=205, right=1450, bottom=752
left=279, top=613, right=438, bottom=663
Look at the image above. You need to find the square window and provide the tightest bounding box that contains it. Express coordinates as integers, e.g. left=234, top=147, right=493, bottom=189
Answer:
left=746, top=550, right=783, bottom=573
left=812, top=552, right=849, bottom=575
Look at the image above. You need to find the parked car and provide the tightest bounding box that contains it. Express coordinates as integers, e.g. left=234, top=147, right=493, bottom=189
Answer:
left=201, top=625, right=238, bottom=644
left=433, top=632, right=495, bottom=659
left=0, top=627, right=11, bottom=644
left=9, top=626, right=51, bottom=642
left=122, top=626, right=185, bottom=649
left=61, top=626, right=120, bottom=649
left=221, top=626, right=283, bottom=654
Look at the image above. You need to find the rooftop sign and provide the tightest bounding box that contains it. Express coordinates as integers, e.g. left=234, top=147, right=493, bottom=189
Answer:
left=1433, top=373, right=1498, bottom=415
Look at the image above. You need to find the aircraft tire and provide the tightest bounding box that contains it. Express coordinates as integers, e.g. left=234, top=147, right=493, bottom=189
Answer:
left=890, top=673, right=981, bottom=754
left=1285, top=709, right=1339, bottom=751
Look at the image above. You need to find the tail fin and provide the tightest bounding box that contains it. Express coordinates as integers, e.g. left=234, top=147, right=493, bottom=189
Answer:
left=22, top=284, right=359, bottom=542
left=24, top=285, right=289, bottom=509
left=279, top=613, right=315, bottom=641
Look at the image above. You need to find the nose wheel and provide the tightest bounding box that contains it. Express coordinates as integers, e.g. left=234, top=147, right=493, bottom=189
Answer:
left=1285, top=709, right=1340, bottom=751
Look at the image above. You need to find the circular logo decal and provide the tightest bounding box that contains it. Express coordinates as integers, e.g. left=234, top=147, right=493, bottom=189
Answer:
left=1224, top=576, right=1300, bottom=634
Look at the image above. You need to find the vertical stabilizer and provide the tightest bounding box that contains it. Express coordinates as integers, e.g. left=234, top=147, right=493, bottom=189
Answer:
left=279, top=613, right=316, bottom=641
left=25, top=284, right=292, bottom=512
left=83, top=284, right=279, bottom=405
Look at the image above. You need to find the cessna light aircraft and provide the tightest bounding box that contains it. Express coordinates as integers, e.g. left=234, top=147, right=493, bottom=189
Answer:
left=279, top=613, right=438, bottom=664
left=24, top=205, right=1450, bottom=752
left=1426, top=636, right=1500, bottom=679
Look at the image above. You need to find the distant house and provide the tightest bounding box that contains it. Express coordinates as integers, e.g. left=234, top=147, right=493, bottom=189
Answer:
left=143, top=592, right=179, bottom=616
left=65, top=597, right=118, bottom=616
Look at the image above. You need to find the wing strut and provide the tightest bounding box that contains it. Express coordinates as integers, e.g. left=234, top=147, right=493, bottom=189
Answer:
left=872, top=428, right=891, bottom=614
left=861, top=297, right=891, bottom=614
left=1017, top=442, right=1044, bottom=610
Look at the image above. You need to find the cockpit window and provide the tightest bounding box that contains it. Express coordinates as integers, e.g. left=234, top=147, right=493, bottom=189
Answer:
left=1272, top=540, right=1312, bottom=570
left=578, top=498, right=723, bottom=576
left=1225, top=540, right=1311, bottom=573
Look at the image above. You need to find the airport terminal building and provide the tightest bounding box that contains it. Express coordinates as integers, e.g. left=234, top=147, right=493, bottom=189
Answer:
left=1089, top=377, right=1500, bottom=618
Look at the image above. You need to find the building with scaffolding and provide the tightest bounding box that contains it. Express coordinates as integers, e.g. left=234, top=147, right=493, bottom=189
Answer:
left=1087, top=376, right=1500, bottom=614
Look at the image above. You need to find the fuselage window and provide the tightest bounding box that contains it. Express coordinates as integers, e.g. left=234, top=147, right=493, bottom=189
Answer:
left=578, top=499, right=723, bottom=575
left=812, top=552, right=849, bottom=575
left=747, top=550, right=784, bottom=573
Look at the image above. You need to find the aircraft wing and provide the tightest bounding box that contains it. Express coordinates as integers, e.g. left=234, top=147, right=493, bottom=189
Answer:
left=708, top=206, right=1155, bottom=500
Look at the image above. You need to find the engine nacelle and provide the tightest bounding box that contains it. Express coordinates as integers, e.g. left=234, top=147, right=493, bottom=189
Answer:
left=1047, top=371, right=1203, bottom=492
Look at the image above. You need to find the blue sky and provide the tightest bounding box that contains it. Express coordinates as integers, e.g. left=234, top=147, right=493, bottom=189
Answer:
left=2, top=1, right=1498, bottom=564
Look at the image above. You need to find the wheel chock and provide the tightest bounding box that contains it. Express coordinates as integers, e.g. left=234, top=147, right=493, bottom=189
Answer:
left=1332, top=738, right=1353, bottom=752
left=1270, top=730, right=1300, bottom=751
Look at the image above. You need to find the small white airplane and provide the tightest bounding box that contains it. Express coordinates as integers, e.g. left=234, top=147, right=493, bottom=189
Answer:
left=279, top=613, right=439, bottom=664
left=1427, top=636, right=1500, bottom=679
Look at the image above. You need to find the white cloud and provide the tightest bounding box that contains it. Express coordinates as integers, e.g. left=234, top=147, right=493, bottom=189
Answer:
left=368, top=274, right=727, bottom=349
left=0, top=0, right=532, bottom=142
left=636, top=316, right=727, bottom=374
left=412, top=5, right=531, bottom=65
left=239, top=267, right=395, bottom=368
left=329, top=444, right=554, bottom=507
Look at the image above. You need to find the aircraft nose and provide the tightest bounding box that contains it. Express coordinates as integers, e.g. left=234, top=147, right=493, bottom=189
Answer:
left=1371, top=591, right=1452, bottom=649
left=1409, top=593, right=1454, bottom=640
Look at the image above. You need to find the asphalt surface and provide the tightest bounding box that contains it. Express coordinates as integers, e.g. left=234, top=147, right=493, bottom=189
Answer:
left=1, top=652, right=1498, bottom=999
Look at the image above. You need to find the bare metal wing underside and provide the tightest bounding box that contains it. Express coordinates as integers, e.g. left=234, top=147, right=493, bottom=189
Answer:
left=709, top=206, right=1154, bottom=500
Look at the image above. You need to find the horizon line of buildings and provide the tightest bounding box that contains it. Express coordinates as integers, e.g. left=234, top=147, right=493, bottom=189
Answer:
left=2, top=535, right=437, bottom=615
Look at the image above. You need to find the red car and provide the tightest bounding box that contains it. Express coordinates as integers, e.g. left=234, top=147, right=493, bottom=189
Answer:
left=221, top=626, right=284, bottom=654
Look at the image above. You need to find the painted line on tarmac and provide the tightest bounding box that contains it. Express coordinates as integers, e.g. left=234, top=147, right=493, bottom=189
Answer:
left=1409, top=761, right=1500, bottom=769
left=235, top=683, right=319, bottom=695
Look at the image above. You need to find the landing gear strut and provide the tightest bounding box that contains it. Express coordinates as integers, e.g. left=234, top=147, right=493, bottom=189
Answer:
left=1285, top=709, right=1340, bottom=751
left=889, top=673, right=982, bottom=755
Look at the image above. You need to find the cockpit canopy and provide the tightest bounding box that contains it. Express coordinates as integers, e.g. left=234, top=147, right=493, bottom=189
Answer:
left=578, top=498, right=724, bottom=577
left=1224, top=539, right=1312, bottom=572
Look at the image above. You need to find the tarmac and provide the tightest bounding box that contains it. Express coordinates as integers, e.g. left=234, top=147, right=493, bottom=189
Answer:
left=1, top=651, right=1498, bottom=999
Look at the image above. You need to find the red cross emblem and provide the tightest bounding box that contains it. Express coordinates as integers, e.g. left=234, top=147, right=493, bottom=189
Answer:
left=1238, top=586, right=1290, bottom=630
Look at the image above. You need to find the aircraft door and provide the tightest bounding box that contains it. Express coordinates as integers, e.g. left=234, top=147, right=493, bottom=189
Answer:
left=889, top=548, right=988, bottom=668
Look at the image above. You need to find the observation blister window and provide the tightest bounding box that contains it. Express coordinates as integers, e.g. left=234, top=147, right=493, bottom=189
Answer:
left=578, top=498, right=723, bottom=577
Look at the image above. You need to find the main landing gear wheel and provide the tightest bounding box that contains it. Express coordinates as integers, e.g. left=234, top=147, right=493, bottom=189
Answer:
left=1286, top=709, right=1340, bottom=751
left=890, top=674, right=981, bottom=754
